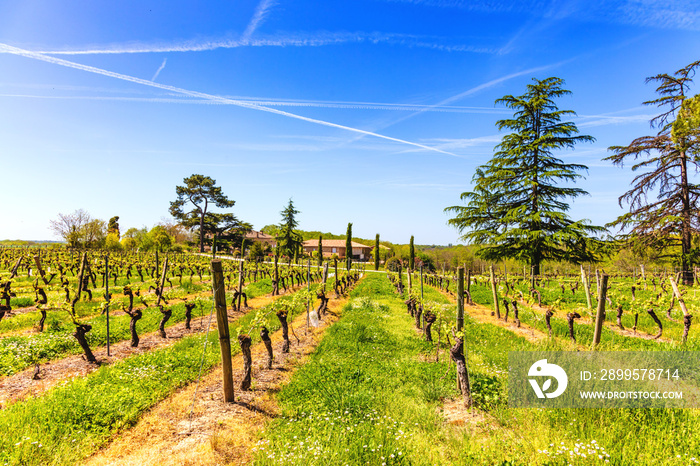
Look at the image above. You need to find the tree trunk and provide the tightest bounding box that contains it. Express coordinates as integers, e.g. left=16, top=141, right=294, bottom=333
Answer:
left=260, top=327, right=273, bottom=369
left=616, top=306, right=624, bottom=330
left=238, top=334, right=252, bottom=390
left=73, top=324, right=97, bottom=363
left=424, top=312, right=436, bottom=342
left=315, top=292, right=328, bottom=320
left=566, top=312, right=580, bottom=343
left=449, top=334, right=473, bottom=407
left=277, top=310, right=290, bottom=353
left=545, top=309, right=553, bottom=336
left=38, top=310, right=47, bottom=332
left=683, top=314, right=693, bottom=343
left=128, top=309, right=142, bottom=347
left=184, top=302, right=195, bottom=330
left=158, top=306, right=172, bottom=338
left=647, top=309, right=663, bottom=339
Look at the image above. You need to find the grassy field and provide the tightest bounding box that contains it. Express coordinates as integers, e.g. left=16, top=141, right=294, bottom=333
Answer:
left=252, top=273, right=700, bottom=465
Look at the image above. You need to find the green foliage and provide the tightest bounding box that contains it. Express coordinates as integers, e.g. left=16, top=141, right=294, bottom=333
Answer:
left=672, top=94, right=700, bottom=155
left=169, top=174, right=242, bottom=253
left=248, top=241, right=267, bottom=261
left=446, top=77, right=601, bottom=274
left=374, top=233, right=380, bottom=271
left=104, top=233, right=122, bottom=251
left=147, top=226, right=172, bottom=252
left=346, top=222, right=353, bottom=271
left=606, top=60, right=700, bottom=282
left=385, top=257, right=401, bottom=272
left=409, top=235, right=415, bottom=270
left=276, top=199, right=303, bottom=259
left=107, top=216, right=120, bottom=238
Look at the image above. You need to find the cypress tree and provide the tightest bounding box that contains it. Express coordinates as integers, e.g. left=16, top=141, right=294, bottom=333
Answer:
left=318, top=235, right=323, bottom=267
left=374, top=233, right=380, bottom=271
left=409, top=235, right=415, bottom=270
left=346, top=223, right=353, bottom=271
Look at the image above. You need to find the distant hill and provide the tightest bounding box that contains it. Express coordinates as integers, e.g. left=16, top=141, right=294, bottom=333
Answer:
left=0, top=239, right=64, bottom=246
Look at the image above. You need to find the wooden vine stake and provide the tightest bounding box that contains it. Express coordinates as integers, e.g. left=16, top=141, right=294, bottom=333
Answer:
left=407, top=267, right=412, bottom=295
left=450, top=267, right=473, bottom=407
left=456, top=267, right=465, bottom=333
left=105, top=255, right=110, bottom=356
left=669, top=277, right=693, bottom=343
left=489, top=265, right=500, bottom=319
left=33, top=254, right=49, bottom=285
left=580, top=264, right=592, bottom=311
left=156, top=257, right=169, bottom=306
left=211, top=259, right=235, bottom=402
left=466, top=268, right=472, bottom=305
left=237, top=259, right=245, bottom=312
left=592, top=273, right=609, bottom=349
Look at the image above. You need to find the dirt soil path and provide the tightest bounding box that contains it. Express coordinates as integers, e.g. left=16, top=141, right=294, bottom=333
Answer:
left=83, top=292, right=351, bottom=466
left=0, top=285, right=308, bottom=409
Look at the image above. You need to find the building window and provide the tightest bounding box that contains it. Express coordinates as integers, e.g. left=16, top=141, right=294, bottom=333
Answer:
left=332, top=247, right=337, bottom=253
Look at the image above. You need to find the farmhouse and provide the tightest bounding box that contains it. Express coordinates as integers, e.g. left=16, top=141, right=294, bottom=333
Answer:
left=302, top=239, right=373, bottom=260
left=245, top=230, right=277, bottom=247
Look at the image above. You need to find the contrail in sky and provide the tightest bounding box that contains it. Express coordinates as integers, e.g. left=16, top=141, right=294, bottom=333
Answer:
left=32, top=32, right=497, bottom=55
left=0, top=43, right=457, bottom=157
left=343, top=59, right=570, bottom=148
left=241, top=0, right=276, bottom=43
left=0, top=92, right=508, bottom=113
left=151, top=58, right=167, bottom=81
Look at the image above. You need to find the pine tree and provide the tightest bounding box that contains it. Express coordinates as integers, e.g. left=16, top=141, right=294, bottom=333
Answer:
left=276, top=199, right=303, bottom=259
left=409, top=236, right=415, bottom=270
left=169, top=174, right=239, bottom=253
left=445, top=77, right=601, bottom=275
left=605, top=61, right=700, bottom=285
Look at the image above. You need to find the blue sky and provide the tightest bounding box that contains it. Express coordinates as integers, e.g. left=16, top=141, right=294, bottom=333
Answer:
left=1, top=0, right=699, bottom=245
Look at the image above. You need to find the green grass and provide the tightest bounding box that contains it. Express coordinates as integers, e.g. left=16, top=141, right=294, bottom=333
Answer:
left=254, top=273, right=700, bottom=465
left=252, top=274, right=531, bottom=465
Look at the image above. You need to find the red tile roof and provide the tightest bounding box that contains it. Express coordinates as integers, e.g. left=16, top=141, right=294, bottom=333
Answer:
left=302, top=239, right=370, bottom=248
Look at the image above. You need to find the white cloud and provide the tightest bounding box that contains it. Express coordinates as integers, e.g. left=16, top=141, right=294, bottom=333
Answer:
left=380, top=0, right=700, bottom=30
